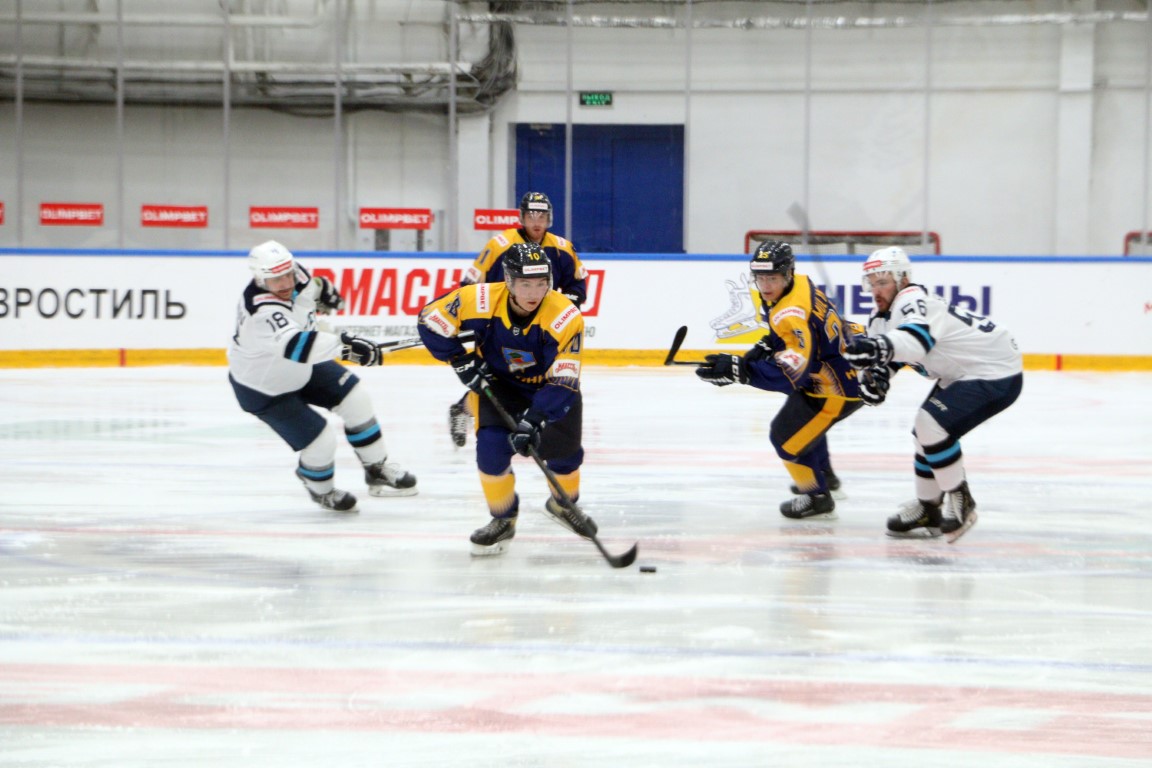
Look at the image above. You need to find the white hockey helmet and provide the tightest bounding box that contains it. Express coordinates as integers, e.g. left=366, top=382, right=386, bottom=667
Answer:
left=861, top=246, right=912, bottom=289
left=247, top=240, right=295, bottom=287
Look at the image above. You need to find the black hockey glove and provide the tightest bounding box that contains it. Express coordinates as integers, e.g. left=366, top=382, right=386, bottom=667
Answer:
left=858, top=365, right=890, bottom=406
left=451, top=352, right=490, bottom=393
left=340, top=333, right=381, bottom=367
left=844, top=335, right=894, bottom=368
left=509, top=411, right=546, bottom=457
left=561, top=291, right=585, bottom=309
left=314, top=276, right=345, bottom=314
left=695, top=353, right=749, bottom=387
left=743, top=334, right=774, bottom=364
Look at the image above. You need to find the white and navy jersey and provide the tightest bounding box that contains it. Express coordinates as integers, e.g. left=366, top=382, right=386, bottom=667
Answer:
left=868, top=283, right=1022, bottom=385
left=227, top=264, right=345, bottom=396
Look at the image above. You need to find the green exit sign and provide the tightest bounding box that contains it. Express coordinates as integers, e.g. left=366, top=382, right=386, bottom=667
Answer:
left=579, top=91, right=614, bottom=107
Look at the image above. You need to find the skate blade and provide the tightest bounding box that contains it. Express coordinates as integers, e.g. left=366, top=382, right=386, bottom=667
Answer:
left=790, top=487, right=847, bottom=501
left=782, top=511, right=839, bottom=521
left=946, top=511, right=978, bottom=544
left=470, top=539, right=510, bottom=557
left=367, top=485, right=419, bottom=498
left=886, top=527, right=942, bottom=539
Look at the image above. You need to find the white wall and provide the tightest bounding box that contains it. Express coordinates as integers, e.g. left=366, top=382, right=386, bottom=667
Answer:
left=2, top=1, right=1151, bottom=255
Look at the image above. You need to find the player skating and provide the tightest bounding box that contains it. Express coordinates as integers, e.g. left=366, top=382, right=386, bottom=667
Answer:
left=695, top=241, right=864, bottom=519
left=228, top=240, right=416, bottom=513
left=844, top=247, right=1023, bottom=542
left=418, top=242, right=594, bottom=556
left=447, top=192, right=588, bottom=449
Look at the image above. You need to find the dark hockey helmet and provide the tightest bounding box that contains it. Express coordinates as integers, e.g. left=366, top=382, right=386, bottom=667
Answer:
left=503, top=242, right=553, bottom=285
left=519, top=191, right=553, bottom=226
left=750, top=240, right=795, bottom=276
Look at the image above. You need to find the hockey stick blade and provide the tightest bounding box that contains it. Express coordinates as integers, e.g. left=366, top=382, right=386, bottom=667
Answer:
left=663, top=325, right=688, bottom=365
left=662, top=326, right=706, bottom=366
left=479, top=383, right=640, bottom=569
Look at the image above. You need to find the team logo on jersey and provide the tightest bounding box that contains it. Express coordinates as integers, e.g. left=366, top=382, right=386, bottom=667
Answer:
left=551, top=305, right=579, bottom=333
left=504, top=348, right=536, bottom=373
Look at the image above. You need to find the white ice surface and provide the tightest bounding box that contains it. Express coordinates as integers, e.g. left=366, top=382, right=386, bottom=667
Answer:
left=1, top=365, right=1150, bottom=767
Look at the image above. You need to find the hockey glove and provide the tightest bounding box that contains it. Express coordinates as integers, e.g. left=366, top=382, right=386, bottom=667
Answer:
left=844, top=335, right=894, bottom=368
left=340, top=333, right=382, bottom=367
left=858, top=365, right=890, bottom=406
left=451, top=352, right=491, bottom=393
left=509, top=411, right=546, bottom=457
left=314, top=276, right=345, bottom=314
left=695, top=353, right=749, bottom=387
left=743, top=334, right=774, bottom=364
left=561, top=291, right=585, bottom=308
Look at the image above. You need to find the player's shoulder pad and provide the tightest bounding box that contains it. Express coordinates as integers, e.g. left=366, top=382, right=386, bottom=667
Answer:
left=544, top=232, right=573, bottom=251
left=769, top=284, right=810, bottom=327
left=539, top=292, right=583, bottom=338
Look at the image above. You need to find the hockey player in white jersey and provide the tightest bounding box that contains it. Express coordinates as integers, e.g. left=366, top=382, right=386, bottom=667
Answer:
left=228, top=240, right=416, bottom=513
left=844, top=247, right=1022, bottom=542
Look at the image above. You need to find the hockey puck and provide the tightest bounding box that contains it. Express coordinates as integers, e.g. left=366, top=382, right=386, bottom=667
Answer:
left=639, top=565, right=657, bottom=573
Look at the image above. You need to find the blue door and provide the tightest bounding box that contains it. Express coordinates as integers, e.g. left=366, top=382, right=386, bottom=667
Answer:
left=515, top=124, right=684, bottom=253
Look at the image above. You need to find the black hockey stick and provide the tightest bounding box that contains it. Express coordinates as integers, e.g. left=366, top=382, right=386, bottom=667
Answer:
left=662, top=325, right=706, bottom=366
left=479, top=383, right=638, bottom=569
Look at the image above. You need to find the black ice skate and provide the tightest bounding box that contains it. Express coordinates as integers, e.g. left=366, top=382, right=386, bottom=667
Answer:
left=363, top=460, right=418, bottom=497
left=790, top=469, right=846, bottom=500
left=448, top=398, right=471, bottom=448
left=779, top=492, right=837, bottom=520
left=940, top=481, right=978, bottom=543
left=470, top=514, right=517, bottom=556
left=887, top=498, right=943, bottom=538
left=296, top=469, right=359, bottom=513
left=543, top=497, right=598, bottom=539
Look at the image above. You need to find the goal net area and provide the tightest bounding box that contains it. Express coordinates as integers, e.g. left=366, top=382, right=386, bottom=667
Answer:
left=744, top=230, right=941, bottom=256
left=1123, top=231, right=1152, bottom=256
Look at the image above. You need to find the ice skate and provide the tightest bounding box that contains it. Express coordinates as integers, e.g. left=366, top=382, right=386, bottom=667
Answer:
left=940, top=481, right=978, bottom=543
left=790, top=469, right=847, bottom=500
left=543, top=496, right=598, bottom=539
left=779, top=492, right=837, bottom=520
left=886, top=498, right=943, bottom=538
left=296, top=469, right=359, bottom=513
left=364, top=460, right=418, bottom=497
left=448, top=398, right=471, bottom=448
left=470, top=515, right=517, bottom=556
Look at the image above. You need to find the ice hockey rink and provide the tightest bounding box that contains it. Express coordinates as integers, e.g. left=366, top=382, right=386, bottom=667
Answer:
left=2, top=363, right=1150, bottom=767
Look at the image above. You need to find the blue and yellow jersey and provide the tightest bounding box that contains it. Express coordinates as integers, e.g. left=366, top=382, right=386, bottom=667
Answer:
left=466, top=229, right=588, bottom=305
left=418, top=282, right=584, bottom=421
left=746, top=274, right=862, bottom=399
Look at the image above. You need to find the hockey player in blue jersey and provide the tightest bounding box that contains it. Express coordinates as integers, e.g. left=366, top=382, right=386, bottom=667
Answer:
left=418, top=242, right=594, bottom=556
left=844, top=246, right=1023, bottom=542
left=695, top=241, right=864, bottom=520
left=446, top=192, right=589, bottom=449
left=228, top=240, right=416, bottom=513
